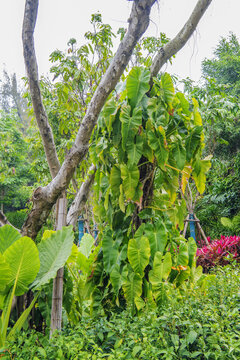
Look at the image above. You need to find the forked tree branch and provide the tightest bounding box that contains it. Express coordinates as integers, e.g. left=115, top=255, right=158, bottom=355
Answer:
left=21, top=0, right=157, bottom=239
left=22, top=0, right=60, bottom=178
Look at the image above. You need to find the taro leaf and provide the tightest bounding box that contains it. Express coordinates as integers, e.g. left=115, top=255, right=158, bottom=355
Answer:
left=102, top=231, right=118, bottom=274
left=181, top=164, right=192, bottom=194
left=79, top=234, right=94, bottom=258
left=4, top=237, right=40, bottom=296
left=192, top=156, right=212, bottom=194
left=120, top=164, right=139, bottom=200
left=103, top=97, right=118, bottom=134
left=119, top=184, right=125, bottom=213
left=126, top=67, right=150, bottom=109
left=126, top=135, right=143, bottom=166
left=144, top=222, right=167, bottom=258
left=0, top=253, right=11, bottom=293
left=185, top=126, right=202, bottom=162
left=148, top=126, right=168, bottom=170
left=162, top=252, right=172, bottom=280
left=110, top=264, right=128, bottom=297
left=120, top=105, right=142, bottom=151
left=31, top=226, right=74, bottom=290
left=0, top=225, right=21, bottom=254
left=122, top=272, right=142, bottom=307
left=128, top=236, right=150, bottom=277
left=192, top=98, right=202, bottom=126
left=110, top=166, right=121, bottom=196
left=77, top=252, right=89, bottom=274
left=161, top=73, right=175, bottom=106
left=176, top=92, right=190, bottom=116
left=171, top=139, right=186, bottom=170
left=177, top=242, right=189, bottom=266
left=188, top=237, right=197, bottom=268
left=175, top=266, right=191, bottom=287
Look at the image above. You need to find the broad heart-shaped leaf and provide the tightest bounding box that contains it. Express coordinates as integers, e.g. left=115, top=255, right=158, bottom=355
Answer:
left=110, top=264, right=128, bottom=297
left=122, top=272, right=142, bottom=308
left=177, top=242, right=189, bottom=267
left=192, top=156, right=212, bottom=194
left=120, top=105, right=142, bottom=151
left=148, top=126, right=168, bottom=170
left=126, top=67, right=150, bottom=109
left=102, top=231, right=118, bottom=274
left=0, top=225, right=21, bottom=254
left=128, top=236, right=150, bottom=277
left=176, top=92, right=190, bottom=116
left=0, top=254, right=11, bottom=294
left=103, top=97, right=118, bottom=134
left=120, top=164, right=139, bottom=200
left=110, top=165, right=121, bottom=196
left=171, top=139, right=186, bottom=170
left=144, top=222, right=167, bottom=259
left=31, top=226, right=74, bottom=290
left=4, top=237, right=40, bottom=296
left=188, top=237, right=197, bottom=268
left=185, top=126, right=202, bottom=162
left=181, top=164, right=192, bottom=194
left=160, top=73, right=174, bottom=106
left=192, top=98, right=202, bottom=126
left=126, top=135, right=143, bottom=166
left=79, top=234, right=94, bottom=258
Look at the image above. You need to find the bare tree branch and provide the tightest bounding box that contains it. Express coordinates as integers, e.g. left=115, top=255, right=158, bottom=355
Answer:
left=22, top=0, right=60, bottom=178
left=150, top=0, right=212, bottom=78
left=0, top=210, right=20, bottom=231
left=67, top=165, right=96, bottom=228
left=21, top=0, right=157, bottom=239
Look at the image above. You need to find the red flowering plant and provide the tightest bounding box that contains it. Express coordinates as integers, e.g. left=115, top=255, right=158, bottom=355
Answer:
left=196, top=235, right=240, bottom=272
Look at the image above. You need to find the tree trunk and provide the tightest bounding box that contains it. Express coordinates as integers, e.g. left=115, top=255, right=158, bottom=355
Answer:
left=50, top=192, right=67, bottom=335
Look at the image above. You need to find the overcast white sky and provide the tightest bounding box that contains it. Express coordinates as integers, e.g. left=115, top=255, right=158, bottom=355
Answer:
left=0, top=0, right=240, bottom=84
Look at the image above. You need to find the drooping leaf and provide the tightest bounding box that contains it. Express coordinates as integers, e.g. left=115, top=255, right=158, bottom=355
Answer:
left=120, top=164, right=139, bottom=200
left=128, top=236, right=150, bottom=277
left=119, top=184, right=125, bottom=213
left=171, top=139, right=186, bottom=170
left=144, top=222, right=167, bottom=258
left=160, top=73, right=174, bottom=106
left=110, top=166, right=121, bottom=196
left=110, top=264, right=128, bottom=297
left=31, top=226, right=74, bottom=290
left=148, top=126, right=168, bottom=170
left=126, top=135, right=143, bottom=166
left=181, top=164, right=192, bottom=194
left=103, top=97, right=118, bottom=134
left=79, top=234, right=94, bottom=258
left=120, top=105, right=142, bottom=151
left=0, top=225, right=21, bottom=254
left=122, top=272, right=142, bottom=307
left=192, top=98, right=202, bottom=126
left=177, top=242, right=189, bottom=267
left=192, top=156, right=212, bottom=194
left=176, top=92, right=190, bottom=116
left=188, top=238, right=197, bottom=268
left=185, top=126, right=202, bottom=162
left=126, top=67, right=150, bottom=109
left=102, top=231, right=118, bottom=274
left=4, top=237, right=40, bottom=296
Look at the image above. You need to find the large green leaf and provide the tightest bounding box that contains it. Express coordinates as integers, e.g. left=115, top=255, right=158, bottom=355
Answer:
left=148, top=126, right=168, bottom=170
left=126, top=135, right=143, bottom=166
left=102, top=231, right=118, bottom=274
left=31, top=226, right=74, bottom=290
left=144, top=222, right=167, bottom=258
left=126, top=67, right=150, bottom=109
left=120, top=105, right=142, bottom=151
left=0, top=225, right=21, bottom=254
left=103, top=97, right=118, bottom=134
left=185, top=126, right=202, bottom=162
left=122, top=272, right=142, bottom=308
left=192, top=156, right=212, bottom=194
left=110, top=264, right=128, bottom=297
left=160, top=73, right=174, bottom=106
left=120, top=164, right=139, bottom=200
left=79, top=234, right=94, bottom=258
left=128, top=236, right=150, bottom=277
left=0, top=254, right=11, bottom=294
left=4, top=237, right=40, bottom=296
left=177, top=243, right=189, bottom=267
left=171, top=139, right=186, bottom=170
left=188, top=238, right=197, bottom=268
left=110, top=166, right=121, bottom=196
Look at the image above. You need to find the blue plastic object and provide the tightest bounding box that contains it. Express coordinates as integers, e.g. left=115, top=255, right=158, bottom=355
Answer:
left=78, top=216, right=84, bottom=246
left=189, top=213, right=196, bottom=241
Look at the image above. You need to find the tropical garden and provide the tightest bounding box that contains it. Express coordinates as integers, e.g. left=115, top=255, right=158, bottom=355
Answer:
left=0, top=0, right=239, bottom=359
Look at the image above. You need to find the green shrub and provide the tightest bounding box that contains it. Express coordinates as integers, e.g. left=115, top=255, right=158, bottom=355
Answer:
left=8, top=265, right=240, bottom=360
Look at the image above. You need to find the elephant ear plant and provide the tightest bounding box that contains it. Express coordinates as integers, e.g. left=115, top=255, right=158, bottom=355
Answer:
left=0, top=224, right=74, bottom=354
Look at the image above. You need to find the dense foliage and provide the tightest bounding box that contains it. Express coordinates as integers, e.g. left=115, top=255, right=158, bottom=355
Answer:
left=8, top=265, right=240, bottom=359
